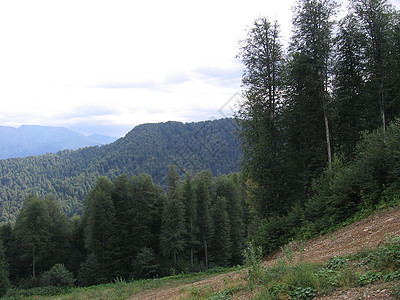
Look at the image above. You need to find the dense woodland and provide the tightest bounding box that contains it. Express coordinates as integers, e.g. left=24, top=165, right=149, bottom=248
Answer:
left=1, top=0, right=400, bottom=296
left=237, top=0, right=400, bottom=252
left=0, top=168, right=248, bottom=290
left=0, top=119, right=241, bottom=223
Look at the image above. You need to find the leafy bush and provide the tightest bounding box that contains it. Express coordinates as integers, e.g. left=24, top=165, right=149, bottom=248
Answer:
left=132, top=247, right=160, bottom=279
left=289, top=287, right=317, bottom=299
left=40, top=263, right=75, bottom=287
left=369, top=236, right=400, bottom=270
left=326, top=256, right=350, bottom=270
left=384, top=270, right=400, bottom=282
left=242, top=242, right=264, bottom=285
left=6, top=286, right=71, bottom=298
left=357, top=271, right=382, bottom=286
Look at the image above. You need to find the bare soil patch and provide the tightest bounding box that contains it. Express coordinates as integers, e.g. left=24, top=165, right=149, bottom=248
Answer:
left=130, top=207, right=400, bottom=299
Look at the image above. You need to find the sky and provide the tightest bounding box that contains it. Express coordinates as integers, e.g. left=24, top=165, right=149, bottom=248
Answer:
left=0, top=0, right=399, bottom=138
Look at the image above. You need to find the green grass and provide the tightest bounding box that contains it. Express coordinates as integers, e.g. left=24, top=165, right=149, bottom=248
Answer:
left=4, top=236, right=400, bottom=299
left=2, top=267, right=240, bottom=300
left=244, top=236, right=400, bottom=299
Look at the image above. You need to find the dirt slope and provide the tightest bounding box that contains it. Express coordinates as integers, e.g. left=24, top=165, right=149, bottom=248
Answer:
left=130, top=207, right=400, bottom=300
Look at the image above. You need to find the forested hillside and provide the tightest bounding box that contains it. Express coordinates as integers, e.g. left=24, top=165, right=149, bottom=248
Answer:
left=0, top=119, right=241, bottom=223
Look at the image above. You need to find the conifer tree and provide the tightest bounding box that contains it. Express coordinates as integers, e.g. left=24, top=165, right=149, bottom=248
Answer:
left=215, top=174, right=246, bottom=265
left=211, top=196, right=231, bottom=266
left=181, top=174, right=199, bottom=267
left=130, top=174, right=163, bottom=258
left=160, top=166, right=186, bottom=266
left=236, top=16, right=287, bottom=217
left=0, top=239, right=10, bottom=297
left=111, top=175, right=132, bottom=277
left=285, top=0, right=337, bottom=199
left=350, top=0, right=397, bottom=133
left=333, top=13, right=367, bottom=157
left=194, top=170, right=214, bottom=268
left=83, top=177, right=117, bottom=283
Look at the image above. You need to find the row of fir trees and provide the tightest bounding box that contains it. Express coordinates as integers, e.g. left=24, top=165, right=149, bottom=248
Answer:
left=237, top=0, right=400, bottom=251
left=0, top=167, right=248, bottom=292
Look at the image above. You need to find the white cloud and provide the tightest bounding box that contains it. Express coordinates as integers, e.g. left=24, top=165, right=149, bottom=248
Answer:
left=0, top=0, right=295, bottom=137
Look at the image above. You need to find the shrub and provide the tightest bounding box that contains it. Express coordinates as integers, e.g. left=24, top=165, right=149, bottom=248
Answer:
left=132, top=247, right=159, bottom=279
left=357, top=271, right=382, bottom=286
left=40, top=264, right=75, bottom=287
left=289, top=286, right=317, bottom=299
left=369, top=236, right=400, bottom=271
left=242, top=242, right=264, bottom=285
left=326, top=256, right=350, bottom=270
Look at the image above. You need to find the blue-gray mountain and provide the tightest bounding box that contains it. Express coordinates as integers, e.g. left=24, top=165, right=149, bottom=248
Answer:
left=0, top=125, right=117, bottom=159
left=0, top=118, right=241, bottom=223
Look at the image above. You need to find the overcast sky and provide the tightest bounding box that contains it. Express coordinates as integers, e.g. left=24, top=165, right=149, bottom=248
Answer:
left=1, top=0, right=399, bottom=137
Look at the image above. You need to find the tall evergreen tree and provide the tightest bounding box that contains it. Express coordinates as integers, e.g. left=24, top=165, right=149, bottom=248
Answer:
left=160, top=166, right=186, bottom=266
left=214, top=174, right=246, bottom=265
left=83, top=177, right=117, bottom=283
left=332, top=13, right=367, bottom=157
left=211, top=196, right=231, bottom=267
left=181, top=174, right=198, bottom=267
left=236, top=17, right=287, bottom=217
left=111, top=175, right=132, bottom=277
left=350, top=0, right=397, bottom=133
left=194, top=171, right=214, bottom=269
left=285, top=0, right=337, bottom=199
left=130, top=174, right=163, bottom=258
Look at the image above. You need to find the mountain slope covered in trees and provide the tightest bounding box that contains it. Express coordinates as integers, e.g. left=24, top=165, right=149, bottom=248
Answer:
left=0, top=125, right=117, bottom=159
left=0, top=118, right=241, bottom=223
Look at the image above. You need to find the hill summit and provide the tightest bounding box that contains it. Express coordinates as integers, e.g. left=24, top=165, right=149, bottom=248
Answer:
left=0, top=118, right=241, bottom=223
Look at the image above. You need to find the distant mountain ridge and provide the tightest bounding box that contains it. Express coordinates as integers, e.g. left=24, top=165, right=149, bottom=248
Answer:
left=0, top=118, right=241, bottom=223
left=0, top=125, right=117, bottom=159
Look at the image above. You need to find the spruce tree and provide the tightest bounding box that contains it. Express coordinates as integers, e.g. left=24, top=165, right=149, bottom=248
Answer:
left=111, top=175, right=132, bottom=277
left=160, top=166, right=186, bottom=266
left=215, top=174, right=246, bottom=265
left=350, top=0, right=397, bottom=133
left=83, top=177, right=117, bottom=283
left=211, top=196, right=231, bottom=267
left=333, top=13, right=367, bottom=157
left=181, top=174, right=199, bottom=267
left=285, top=0, right=337, bottom=200
left=194, top=171, right=214, bottom=269
left=236, top=16, right=287, bottom=217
